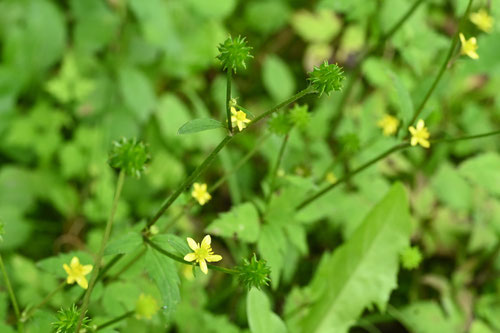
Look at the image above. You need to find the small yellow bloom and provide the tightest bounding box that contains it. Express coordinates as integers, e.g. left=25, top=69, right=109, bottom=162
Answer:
left=408, top=119, right=430, bottom=148
left=191, top=182, right=211, bottom=205
left=470, top=9, right=493, bottom=33
left=231, top=107, right=251, bottom=131
left=377, top=114, right=400, bottom=136
left=63, top=257, right=93, bottom=289
left=459, top=33, right=479, bottom=59
left=325, top=172, right=337, bottom=184
left=183, top=235, right=222, bottom=275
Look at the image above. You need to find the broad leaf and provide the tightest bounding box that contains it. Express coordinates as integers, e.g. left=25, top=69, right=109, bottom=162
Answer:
left=459, top=152, right=500, bottom=196
left=150, top=234, right=191, bottom=257
left=104, top=232, right=143, bottom=256
left=177, top=118, right=225, bottom=135
left=299, top=183, right=412, bottom=333
left=206, top=203, right=260, bottom=243
left=389, top=71, right=413, bottom=125
left=247, top=288, right=287, bottom=333
left=257, top=224, right=286, bottom=289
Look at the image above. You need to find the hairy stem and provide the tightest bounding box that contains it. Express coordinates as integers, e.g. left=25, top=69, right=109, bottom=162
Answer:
left=0, top=254, right=23, bottom=333
left=76, top=170, right=126, bottom=331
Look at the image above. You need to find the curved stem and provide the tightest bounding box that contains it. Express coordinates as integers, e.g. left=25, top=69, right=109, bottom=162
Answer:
left=226, top=70, right=233, bottom=133
left=95, top=311, right=134, bottom=331
left=409, top=0, right=474, bottom=125
left=76, top=170, right=126, bottom=331
left=143, top=237, right=238, bottom=275
left=266, top=134, right=289, bottom=203
left=21, top=282, right=66, bottom=322
left=0, top=254, right=23, bottom=333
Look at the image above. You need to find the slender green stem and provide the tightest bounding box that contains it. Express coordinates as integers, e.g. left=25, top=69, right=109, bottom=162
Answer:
left=76, top=170, right=126, bottom=331
left=0, top=254, right=23, bottom=333
left=144, top=237, right=238, bottom=275
left=226, top=70, right=233, bottom=133
left=95, top=311, right=134, bottom=331
left=298, top=128, right=500, bottom=210
left=409, top=0, right=474, bottom=125
left=266, top=134, right=289, bottom=203
left=21, top=281, right=66, bottom=322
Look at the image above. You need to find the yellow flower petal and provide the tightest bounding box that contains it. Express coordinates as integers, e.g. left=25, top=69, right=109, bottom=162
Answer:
left=70, top=256, right=80, bottom=268
left=76, top=276, right=88, bottom=289
left=184, top=253, right=197, bottom=262
left=206, top=254, right=222, bottom=262
left=199, top=260, right=208, bottom=274
left=82, top=265, right=93, bottom=275
left=187, top=237, right=198, bottom=251
left=201, top=235, right=211, bottom=248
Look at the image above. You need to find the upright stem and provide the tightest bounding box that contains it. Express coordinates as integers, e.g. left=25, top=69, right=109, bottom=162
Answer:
left=409, top=0, right=474, bottom=125
left=0, top=254, right=23, bottom=333
left=21, top=282, right=66, bottom=322
left=226, top=70, right=233, bottom=133
left=76, top=170, right=126, bottom=331
left=266, top=134, right=289, bottom=203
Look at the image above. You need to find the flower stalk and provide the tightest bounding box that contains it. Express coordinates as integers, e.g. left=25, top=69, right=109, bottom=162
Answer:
left=0, top=254, right=23, bottom=333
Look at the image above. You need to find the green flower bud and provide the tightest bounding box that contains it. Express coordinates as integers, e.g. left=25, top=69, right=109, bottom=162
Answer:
left=236, top=254, right=271, bottom=290
left=289, top=104, right=310, bottom=130
left=400, top=246, right=423, bottom=270
left=308, top=61, right=345, bottom=96
left=52, top=304, right=90, bottom=333
left=108, top=137, right=150, bottom=178
left=135, top=294, right=160, bottom=320
left=217, top=36, right=253, bottom=73
left=268, top=113, right=293, bottom=136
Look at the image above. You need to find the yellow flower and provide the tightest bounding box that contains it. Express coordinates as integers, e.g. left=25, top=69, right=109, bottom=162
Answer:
left=183, top=235, right=222, bottom=275
left=408, top=119, right=430, bottom=148
left=377, top=114, right=400, bottom=136
left=191, top=182, right=211, bottom=205
left=470, top=9, right=493, bottom=33
left=325, top=172, right=337, bottom=184
left=63, top=257, right=93, bottom=289
left=231, top=107, right=251, bottom=131
left=459, top=33, right=479, bottom=59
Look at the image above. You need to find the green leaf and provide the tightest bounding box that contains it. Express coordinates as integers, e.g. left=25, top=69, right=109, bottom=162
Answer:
left=389, top=70, right=413, bottom=125
left=257, top=224, right=287, bottom=289
left=399, top=301, right=463, bottom=333
left=291, top=9, right=341, bottom=43
left=104, top=232, right=143, bottom=256
left=299, top=183, right=412, bottom=333
left=118, top=67, right=156, bottom=122
left=431, top=163, right=471, bottom=211
left=262, top=55, right=296, bottom=102
left=150, top=234, right=191, bottom=257
left=177, top=118, right=225, bottom=135
left=459, top=153, right=500, bottom=196
left=206, top=203, right=260, bottom=243
left=145, top=247, right=180, bottom=316
left=247, top=288, right=287, bottom=333
left=37, top=251, right=94, bottom=278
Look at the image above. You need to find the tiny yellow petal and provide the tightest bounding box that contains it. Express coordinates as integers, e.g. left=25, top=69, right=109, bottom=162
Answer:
left=206, top=254, right=222, bottom=262
left=77, top=277, right=88, bottom=289
left=199, top=260, right=208, bottom=274
left=187, top=237, right=198, bottom=251
left=184, top=253, right=197, bottom=262
left=201, top=235, right=211, bottom=248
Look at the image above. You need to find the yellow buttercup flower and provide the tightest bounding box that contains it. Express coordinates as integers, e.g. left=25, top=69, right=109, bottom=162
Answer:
left=408, top=119, right=430, bottom=148
left=63, top=257, right=93, bottom=289
left=377, top=114, right=400, bottom=136
left=459, top=33, right=479, bottom=59
left=470, top=9, right=493, bottom=33
left=191, top=182, right=211, bottom=205
left=231, top=107, right=251, bottom=131
left=183, top=235, right=222, bottom=275
left=325, top=172, right=337, bottom=184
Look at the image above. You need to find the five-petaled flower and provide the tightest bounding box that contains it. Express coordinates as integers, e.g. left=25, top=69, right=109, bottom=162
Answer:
left=459, top=33, right=479, bottom=59
left=231, top=107, right=251, bottom=131
left=377, top=114, right=400, bottom=136
left=470, top=9, right=493, bottom=33
left=63, top=257, right=93, bottom=289
left=408, top=119, right=430, bottom=148
left=184, top=235, right=222, bottom=274
left=191, top=183, right=211, bottom=205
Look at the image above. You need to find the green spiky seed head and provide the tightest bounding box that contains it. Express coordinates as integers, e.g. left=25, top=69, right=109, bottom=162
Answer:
left=217, top=36, right=253, bottom=73
left=236, top=254, right=271, bottom=290
left=268, top=113, right=293, bottom=136
left=308, top=61, right=345, bottom=96
left=135, top=294, right=160, bottom=320
left=52, top=304, right=90, bottom=333
left=289, top=104, right=310, bottom=130
left=400, top=246, right=423, bottom=270
left=108, top=137, right=150, bottom=178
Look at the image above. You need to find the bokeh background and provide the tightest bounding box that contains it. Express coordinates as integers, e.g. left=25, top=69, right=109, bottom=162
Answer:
left=1, top=0, right=500, bottom=332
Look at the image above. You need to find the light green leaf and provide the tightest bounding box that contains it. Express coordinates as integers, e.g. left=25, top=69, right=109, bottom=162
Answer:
left=145, top=247, right=180, bottom=316
left=299, top=183, right=412, bottom=333
left=118, top=67, right=156, bottom=122
left=178, top=118, right=225, bottom=135
left=104, top=232, right=143, bottom=256
left=257, top=224, right=287, bottom=289
left=431, top=163, right=471, bottom=211
left=459, top=153, right=500, bottom=196
left=262, top=55, right=296, bottom=102
left=399, top=301, right=463, bottom=333
left=247, top=288, right=287, bottom=333
left=150, top=234, right=191, bottom=257
left=291, top=9, right=341, bottom=43
left=206, top=203, right=260, bottom=243
left=389, top=71, right=413, bottom=125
